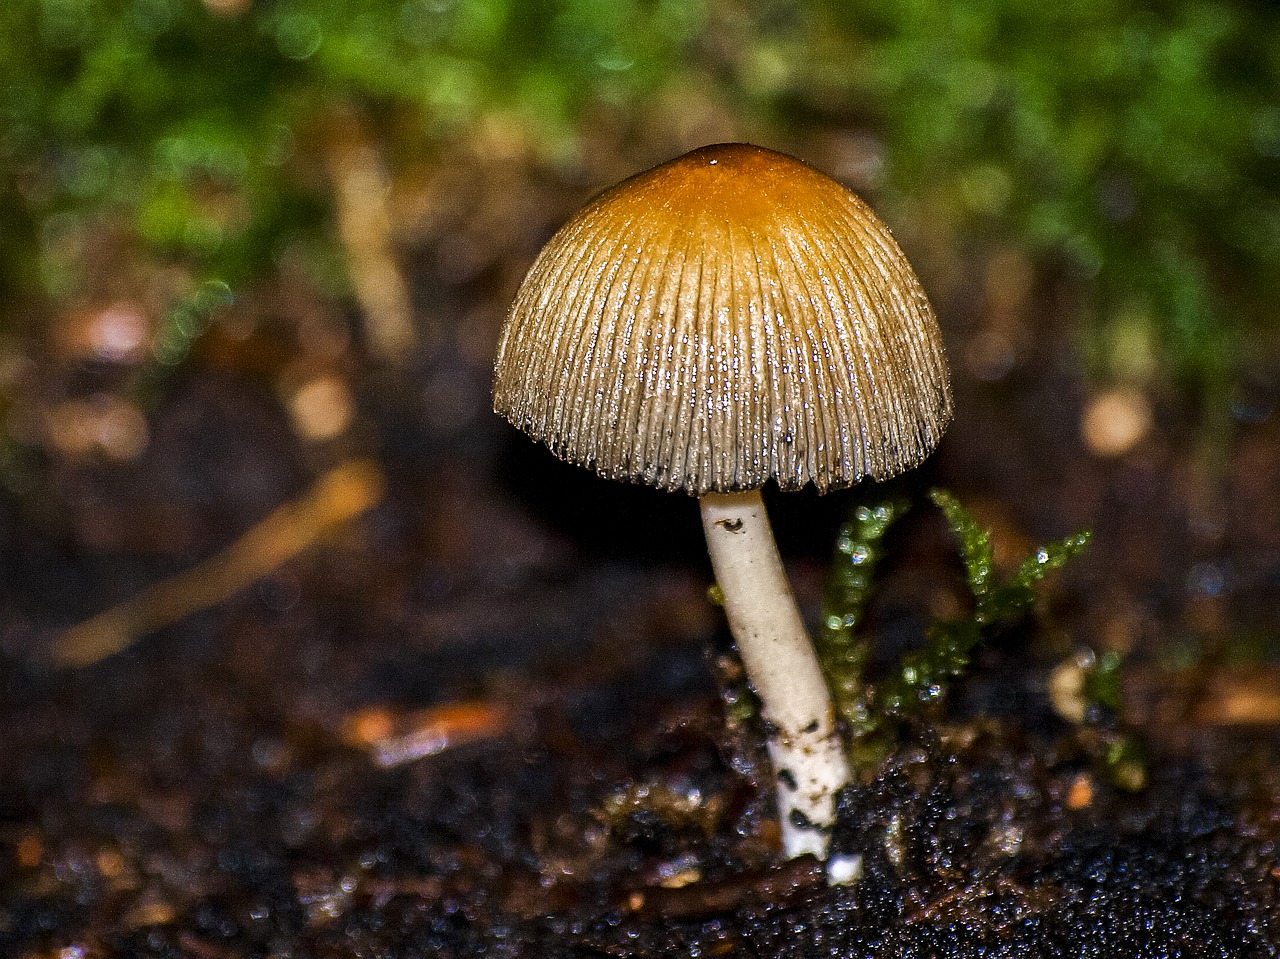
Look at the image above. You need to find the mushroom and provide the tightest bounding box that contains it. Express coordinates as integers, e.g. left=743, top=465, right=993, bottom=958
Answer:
left=494, top=143, right=951, bottom=860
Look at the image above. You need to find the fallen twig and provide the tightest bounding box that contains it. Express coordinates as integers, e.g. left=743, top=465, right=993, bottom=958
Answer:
left=340, top=700, right=513, bottom=767
left=55, top=459, right=384, bottom=667
left=622, top=857, right=824, bottom=919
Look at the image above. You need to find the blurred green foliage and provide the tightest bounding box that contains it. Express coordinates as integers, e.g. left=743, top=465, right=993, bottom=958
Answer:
left=1, top=0, right=1276, bottom=401
left=813, top=0, right=1280, bottom=397
left=0, top=0, right=710, bottom=308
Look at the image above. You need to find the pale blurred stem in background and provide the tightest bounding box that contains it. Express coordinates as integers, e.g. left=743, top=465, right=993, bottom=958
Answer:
left=326, top=115, right=418, bottom=366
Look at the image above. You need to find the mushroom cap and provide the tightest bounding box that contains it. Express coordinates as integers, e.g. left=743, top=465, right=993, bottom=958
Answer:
left=493, top=142, right=951, bottom=495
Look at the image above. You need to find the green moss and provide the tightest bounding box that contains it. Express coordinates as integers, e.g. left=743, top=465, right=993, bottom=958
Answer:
left=821, top=488, right=1093, bottom=773
left=930, top=488, right=1092, bottom=627
left=815, top=494, right=907, bottom=758
left=814, top=0, right=1280, bottom=402
left=1083, top=648, right=1125, bottom=715
left=0, top=0, right=715, bottom=326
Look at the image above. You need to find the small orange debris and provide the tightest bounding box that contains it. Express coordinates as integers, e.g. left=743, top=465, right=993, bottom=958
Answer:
left=657, top=866, right=702, bottom=889
left=1066, top=773, right=1095, bottom=810
left=341, top=701, right=512, bottom=767
left=124, top=900, right=175, bottom=928
left=341, top=707, right=397, bottom=747
left=96, top=848, right=125, bottom=879
left=16, top=833, right=42, bottom=868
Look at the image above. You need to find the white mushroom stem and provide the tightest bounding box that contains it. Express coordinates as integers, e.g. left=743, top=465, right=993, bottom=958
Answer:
left=700, top=489, right=852, bottom=860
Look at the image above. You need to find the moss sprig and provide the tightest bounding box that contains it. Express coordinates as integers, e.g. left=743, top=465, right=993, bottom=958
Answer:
left=821, top=488, right=1093, bottom=773
left=929, top=488, right=1092, bottom=628
left=815, top=495, right=909, bottom=740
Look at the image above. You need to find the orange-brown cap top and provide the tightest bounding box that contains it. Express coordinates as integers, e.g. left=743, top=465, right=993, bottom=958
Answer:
left=493, top=143, right=951, bottom=494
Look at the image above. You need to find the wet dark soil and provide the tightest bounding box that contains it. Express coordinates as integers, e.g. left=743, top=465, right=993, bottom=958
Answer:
left=3, top=337, right=1280, bottom=957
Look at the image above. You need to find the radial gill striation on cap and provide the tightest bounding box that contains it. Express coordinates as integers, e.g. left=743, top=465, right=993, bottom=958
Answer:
left=493, top=143, right=952, bottom=495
